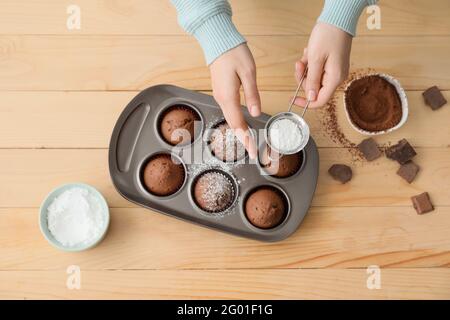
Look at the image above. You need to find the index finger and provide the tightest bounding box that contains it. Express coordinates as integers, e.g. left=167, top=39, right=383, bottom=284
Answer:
left=294, top=75, right=340, bottom=108
left=311, top=75, right=340, bottom=108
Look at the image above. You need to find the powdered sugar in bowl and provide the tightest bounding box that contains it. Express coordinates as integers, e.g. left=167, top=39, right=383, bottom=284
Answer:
left=264, top=112, right=310, bottom=155
left=39, top=183, right=110, bottom=252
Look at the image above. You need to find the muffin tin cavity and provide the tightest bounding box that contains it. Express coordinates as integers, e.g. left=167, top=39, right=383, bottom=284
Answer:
left=207, top=120, right=247, bottom=162
left=139, top=152, right=186, bottom=197
left=243, top=185, right=289, bottom=230
left=191, top=169, right=238, bottom=215
left=259, top=145, right=304, bottom=179
left=157, top=103, right=202, bottom=146
left=109, top=85, right=319, bottom=242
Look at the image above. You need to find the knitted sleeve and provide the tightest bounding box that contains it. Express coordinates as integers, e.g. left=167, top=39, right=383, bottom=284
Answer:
left=171, top=0, right=246, bottom=65
left=318, top=0, right=379, bottom=36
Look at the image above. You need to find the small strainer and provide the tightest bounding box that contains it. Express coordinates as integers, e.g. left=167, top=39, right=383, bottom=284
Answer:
left=264, top=66, right=311, bottom=155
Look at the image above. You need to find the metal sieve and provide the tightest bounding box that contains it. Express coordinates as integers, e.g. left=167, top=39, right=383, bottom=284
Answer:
left=264, top=66, right=311, bottom=155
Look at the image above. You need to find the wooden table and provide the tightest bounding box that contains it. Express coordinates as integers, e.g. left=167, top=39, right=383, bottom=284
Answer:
left=0, top=0, right=449, bottom=299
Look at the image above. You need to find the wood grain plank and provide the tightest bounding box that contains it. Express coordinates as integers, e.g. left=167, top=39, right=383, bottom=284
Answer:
left=1, top=207, right=449, bottom=270
left=0, top=148, right=449, bottom=208
left=0, top=35, right=449, bottom=91
left=0, top=90, right=449, bottom=148
left=1, top=268, right=449, bottom=299
left=0, top=1, right=449, bottom=36
left=0, top=91, right=128, bottom=148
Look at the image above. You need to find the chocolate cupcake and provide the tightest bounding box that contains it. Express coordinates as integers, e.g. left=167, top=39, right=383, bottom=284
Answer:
left=193, top=171, right=235, bottom=213
left=142, top=154, right=185, bottom=196
left=245, top=187, right=287, bottom=229
left=159, top=105, right=200, bottom=146
left=260, top=145, right=302, bottom=178
left=209, top=121, right=246, bottom=162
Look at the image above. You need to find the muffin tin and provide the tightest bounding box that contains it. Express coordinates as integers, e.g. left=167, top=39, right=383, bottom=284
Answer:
left=108, top=85, right=319, bottom=242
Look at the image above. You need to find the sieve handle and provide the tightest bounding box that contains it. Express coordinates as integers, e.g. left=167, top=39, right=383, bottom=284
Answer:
left=300, top=99, right=311, bottom=118
left=288, top=65, right=308, bottom=113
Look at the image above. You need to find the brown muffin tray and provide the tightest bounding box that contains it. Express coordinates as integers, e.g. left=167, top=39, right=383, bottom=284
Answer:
left=108, top=85, right=319, bottom=242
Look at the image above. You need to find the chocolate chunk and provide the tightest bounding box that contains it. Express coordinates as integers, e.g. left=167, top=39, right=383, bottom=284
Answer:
left=385, top=139, right=416, bottom=164
left=423, top=86, right=447, bottom=110
left=357, top=138, right=382, bottom=161
left=328, top=164, right=352, bottom=184
left=411, top=192, right=434, bottom=215
left=397, top=161, right=420, bottom=183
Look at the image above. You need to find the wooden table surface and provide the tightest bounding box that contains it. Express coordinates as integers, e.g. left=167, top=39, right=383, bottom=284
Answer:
left=1, top=0, right=449, bottom=299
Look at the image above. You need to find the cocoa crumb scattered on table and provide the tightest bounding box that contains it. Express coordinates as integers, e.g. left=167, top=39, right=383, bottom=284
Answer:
left=319, top=69, right=392, bottom=163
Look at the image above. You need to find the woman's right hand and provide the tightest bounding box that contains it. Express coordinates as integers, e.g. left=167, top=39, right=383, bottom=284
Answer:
left=294, top=22, right=352, bottom=108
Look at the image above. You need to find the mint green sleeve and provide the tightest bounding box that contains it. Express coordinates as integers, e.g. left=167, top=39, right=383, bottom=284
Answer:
left=171, top=0, right=246, bottom=65
left=318, top=0, right=379, bottom=36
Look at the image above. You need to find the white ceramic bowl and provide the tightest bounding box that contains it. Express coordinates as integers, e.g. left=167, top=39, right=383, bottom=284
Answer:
left=343, top=73, right=408, bottom=135
left=39, top=183, right=110, bottom=252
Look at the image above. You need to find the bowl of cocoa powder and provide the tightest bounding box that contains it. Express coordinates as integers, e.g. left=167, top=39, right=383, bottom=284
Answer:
left=343, top=73, right=408, bottom=135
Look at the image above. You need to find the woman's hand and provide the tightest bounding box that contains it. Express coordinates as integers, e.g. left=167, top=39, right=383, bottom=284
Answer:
left=209, top=43, right=260, bottom=159
left=294, top=22, right=352, bottom=108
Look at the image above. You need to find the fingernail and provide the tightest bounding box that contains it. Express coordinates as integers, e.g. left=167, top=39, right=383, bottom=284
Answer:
left=250, top=105, right=260, bottom=117
left=308, top=90, right=316, bottom=101
left=248, top=147, right=257, bottom=160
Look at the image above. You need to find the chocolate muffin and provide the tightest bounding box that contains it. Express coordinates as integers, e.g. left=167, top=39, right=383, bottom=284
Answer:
left=142, top=154, right=185, bottom=196
left=209, top=121, right=246, bottom=162
left=160, top=105, right=200, bottom=145
left=193, top=171, right=235, bottom=213
left=345, top=75, right=402, bottom=132
left=260, top=146, right=302, bottom=178
left=245, top=187, right=287, bottom=229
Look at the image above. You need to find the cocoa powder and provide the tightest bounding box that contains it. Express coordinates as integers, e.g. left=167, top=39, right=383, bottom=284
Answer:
left=345, top=75, right=402, bottom=132
left=320, top=70, right=397, bottom=162
left=319, top=95, right=363, bottom=161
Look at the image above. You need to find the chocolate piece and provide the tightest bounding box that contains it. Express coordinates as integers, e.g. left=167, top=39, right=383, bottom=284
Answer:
left=345, top=75, right=402, bottom=132
left=385, top=139, right=416, bottom=164
left=423, top=86, right=447, bottom=110
left=411, top=192, right=434, bottom=214
left=357, top=138, right=382, bottom=161
left=397, top=161, right=420, bottom=183
left=328, top=164, right=352, bottom=184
